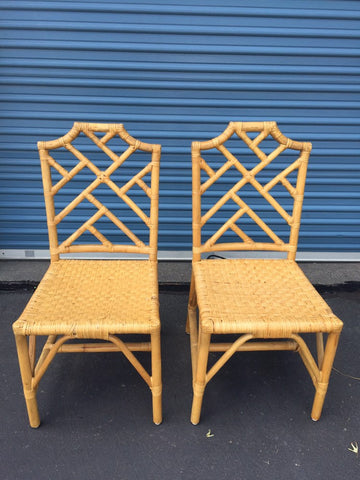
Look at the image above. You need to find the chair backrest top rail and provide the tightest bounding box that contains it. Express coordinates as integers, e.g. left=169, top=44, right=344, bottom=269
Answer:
left=192, top=121, right=311, bottom=153
left=38, top=122, right=160, bottom=153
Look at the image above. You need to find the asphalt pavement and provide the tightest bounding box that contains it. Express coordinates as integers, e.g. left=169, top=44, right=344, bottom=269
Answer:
left=1, top=260, right=359, bottom=480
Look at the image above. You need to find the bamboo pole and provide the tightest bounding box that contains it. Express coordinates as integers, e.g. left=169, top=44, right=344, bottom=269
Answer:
left=33, top=335, right=72, bottom=389
left=288, top=150, right=310, bottom=260
left=149, top=145, right=161, bottom=262
left=57, top=342, right=152, bottom=353
left=191, top=330, right=211, bottom=425
left=291, top=334, right=320, bottom=388
left=14, top=335, right=40, bottom=428
left=39, top=147, right=59, bottom=262
left=311, top=332, right=341, bottom=421
left=316, top=332, right=325, bottom=368
left=34, top=335, right=57, bottom=375
left=188, top=308, right=199, bottom=380
left=195, top=242, right=292, bottom=254
left=28, top=335, right=36, bottom=375
left=108, top=335, right=152, bottom=387
left=209, top=340, right=298, bottom=352
left=205, top=334, right=253, bottom=384
left=151, top=331, right=162, bottom=425
left=192, top=142, right=202, bottom=262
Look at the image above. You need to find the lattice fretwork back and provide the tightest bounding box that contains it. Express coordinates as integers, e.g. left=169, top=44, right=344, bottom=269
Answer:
left=192, top=122, right=312, bottom=260
left=38, top=123, right=160, bottom=261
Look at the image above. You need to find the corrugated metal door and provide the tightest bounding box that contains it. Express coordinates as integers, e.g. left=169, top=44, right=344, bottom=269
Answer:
left=1, top=0, right=359, bottom=258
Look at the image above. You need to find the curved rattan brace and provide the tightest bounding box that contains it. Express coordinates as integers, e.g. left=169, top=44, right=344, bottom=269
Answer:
left=108, top=335, right=152, bottom=387
left=291, top=334, right=321, bottom=387
left=205, top=334, right=254, bottom=384
left=32, top=335, right=73, bottom=389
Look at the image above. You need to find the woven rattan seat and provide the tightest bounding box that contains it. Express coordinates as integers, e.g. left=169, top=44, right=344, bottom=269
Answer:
left=187, top=121, right=343, bottom=424
left=13, top=123, right=162, bottom=427
left=13, top=260, right=159, bottom=338
left=194, top=259, right=342, bottom=336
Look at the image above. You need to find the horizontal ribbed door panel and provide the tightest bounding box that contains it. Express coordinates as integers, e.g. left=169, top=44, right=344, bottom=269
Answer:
left=1, top=0, right=359, bottom=255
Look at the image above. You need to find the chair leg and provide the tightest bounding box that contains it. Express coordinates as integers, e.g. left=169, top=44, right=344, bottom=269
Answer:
left=14, top=334, right=40, bottom=428
left=29, top=335, right=36, bottom=375
left=186, top=271, right=197, bottom=334
left=191, top=329, right=211, bottom=425
left=187, top=272, right=199, bottom=378
left=316, top=332, right=325, bottom=368
left=188, top=306, right=198, bottom=381
left=311, top=332, right=341, bottom=421
left=150, top=331, right=162, bottom=425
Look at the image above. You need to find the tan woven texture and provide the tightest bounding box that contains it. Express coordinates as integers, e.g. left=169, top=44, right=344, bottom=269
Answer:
left=13, top=260, right=160, bottom=339
left=194, top=259, right=343, bottom=336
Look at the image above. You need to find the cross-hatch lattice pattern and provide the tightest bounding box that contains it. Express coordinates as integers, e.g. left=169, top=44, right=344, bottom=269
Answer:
left=194, top=122, right=311, bottom=253
left=39, top=123, right=160, bottom=255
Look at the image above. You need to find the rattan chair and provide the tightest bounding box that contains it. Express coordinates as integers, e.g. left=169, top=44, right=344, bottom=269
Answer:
left=187, top=121, right=343, bottom=424
left=13, top=123, right=162, bottom=427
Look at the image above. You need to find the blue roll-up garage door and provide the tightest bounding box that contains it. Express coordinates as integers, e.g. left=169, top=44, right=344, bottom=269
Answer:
left=1, top=0, right=359, bottom=259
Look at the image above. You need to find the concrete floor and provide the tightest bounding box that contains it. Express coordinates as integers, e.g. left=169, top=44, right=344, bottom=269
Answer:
left=1, top=261, right=359, bottom=479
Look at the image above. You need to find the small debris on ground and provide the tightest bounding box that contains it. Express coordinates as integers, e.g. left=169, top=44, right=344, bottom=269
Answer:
left=348, top=442, right=358, bottom=457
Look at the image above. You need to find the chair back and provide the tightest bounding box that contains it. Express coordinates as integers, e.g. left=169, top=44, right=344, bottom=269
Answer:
left=192, top=121, right=311, bottom=261
left=38, top=123, right=160, bottom=261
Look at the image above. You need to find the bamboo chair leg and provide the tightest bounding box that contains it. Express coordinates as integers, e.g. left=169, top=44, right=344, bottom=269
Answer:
left=188, top=273, right=199, bottom=379
left=311, top=332, right=341, bottom=421
left=14, top=334, right=40, bottom=428
left=191, top=329, right=211, bottom=425
left=188, top=306, right=198, bottom=381
left=316, top=332, right=325, bottom=368
left=29, top=335, right=36, bottom=375
left=151, top=331, right=162, bottom=425
left=35, top=335, right=57, bottom=375
left=186, top=272, right=196, bottom=334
